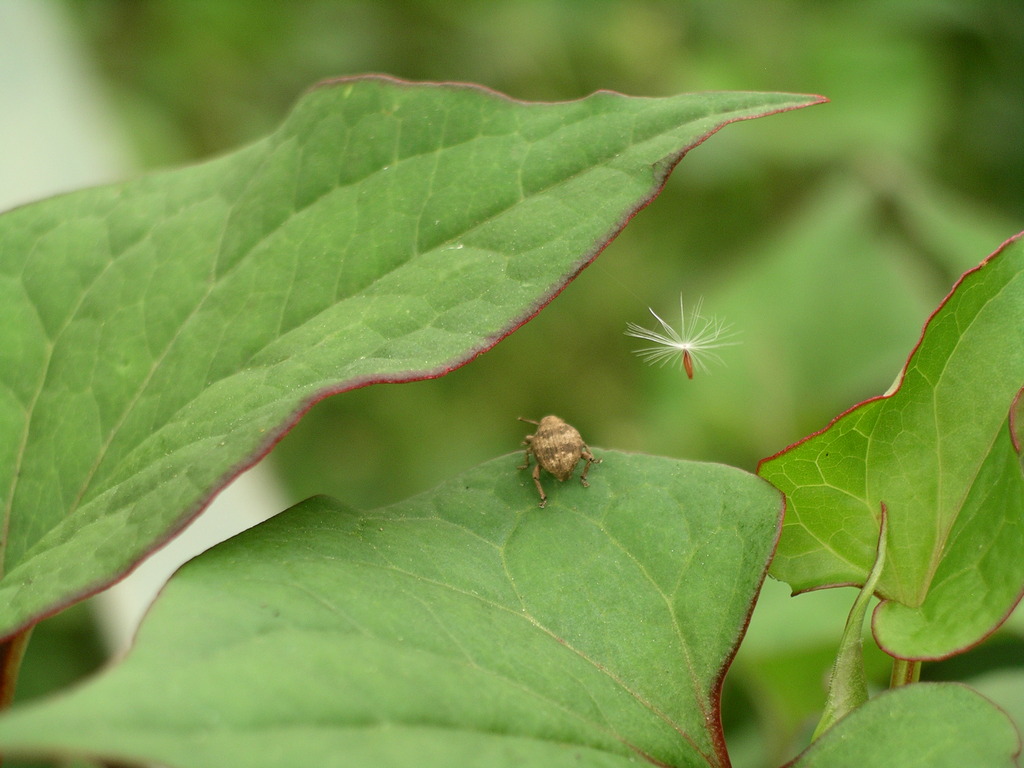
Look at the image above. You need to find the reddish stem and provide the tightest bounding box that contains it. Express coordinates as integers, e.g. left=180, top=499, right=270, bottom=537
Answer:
left=889, top=657, right=921, bottom=687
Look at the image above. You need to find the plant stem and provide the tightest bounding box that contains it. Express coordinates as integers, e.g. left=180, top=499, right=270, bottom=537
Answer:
left=0, top=627, right=31, bottom=711
left=811, top=505, right=889, bottom=740
left=890, top=657, right=921, bottom=687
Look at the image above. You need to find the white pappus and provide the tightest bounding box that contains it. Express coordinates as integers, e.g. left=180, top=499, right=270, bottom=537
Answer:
left=625, top=295, right=738, bottom=378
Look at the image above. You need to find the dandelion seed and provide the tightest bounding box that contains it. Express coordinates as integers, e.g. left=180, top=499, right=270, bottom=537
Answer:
left=625, top=295, right=738, bottom=379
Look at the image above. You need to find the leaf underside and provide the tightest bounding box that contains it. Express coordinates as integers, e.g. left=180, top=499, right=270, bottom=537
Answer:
left=0, top=453, right=783, bottom=768
left=759, top=233, right=1024, bottom=659
left=0, top=77, right=824, bottom=639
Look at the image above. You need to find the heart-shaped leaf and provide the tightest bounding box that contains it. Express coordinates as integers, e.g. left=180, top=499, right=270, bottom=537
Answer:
left=759, top=233, right=1024, bottom=659
left=787, top=683, right=1020, bottom=767
left=0, top=77, right=824, bottom=640
left=0, top=452, right=783, bottom=767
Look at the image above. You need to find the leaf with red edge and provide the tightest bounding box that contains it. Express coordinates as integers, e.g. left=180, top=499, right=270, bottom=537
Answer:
left=0, top=77, right=824, bottom=640
left=787, top=683, right=1020, bottom=768
left=759, top=232, right=1024, bottom=660
left=0, top=453, right=783, bottom=768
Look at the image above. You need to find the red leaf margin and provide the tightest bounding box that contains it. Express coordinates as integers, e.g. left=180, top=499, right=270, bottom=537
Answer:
left=758, top=229, right=1024, bottom=469
left=1, top=76, right=828, bottom=644
left=757, top=230, right=1024, bottom=659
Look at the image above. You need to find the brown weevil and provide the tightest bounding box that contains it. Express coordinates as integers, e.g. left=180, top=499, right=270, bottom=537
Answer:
left=518, top=415, right=600, bottom=507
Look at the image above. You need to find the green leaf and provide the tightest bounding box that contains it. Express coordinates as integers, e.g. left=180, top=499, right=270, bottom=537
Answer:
left=967, top=667, right=1024, bottom=739
left=0, top=76, right=823, bottom=639
left=788, top=683, right=1020, bottom=768
left=759, top=233, right=1024, bottom=659
left=0, top=452, right=782, bottom=768
left=727, top=579, right=894, bottom=766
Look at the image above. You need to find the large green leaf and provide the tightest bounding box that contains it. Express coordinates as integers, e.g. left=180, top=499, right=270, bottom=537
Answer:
left=759, top=233, right=1024, bottom=659
left=787, top=683, right=1020, bottom=768
left=0, top=77, right=823, bottom=639
left=0, top=452, right=783, bottom=767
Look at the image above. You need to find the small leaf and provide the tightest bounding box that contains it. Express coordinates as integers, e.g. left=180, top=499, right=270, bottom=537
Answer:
left=0, top=77, right=824, bottom=639
left=759, top=233, right=1024, bottom=659
left=0, top=452, right=783, bottom=768
left=788, top=683, right=1020, bottom=768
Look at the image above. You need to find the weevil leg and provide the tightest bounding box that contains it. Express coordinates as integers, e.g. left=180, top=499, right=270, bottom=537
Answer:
left=532, top=463, right=547, bottom=507
left=518, top=445, right=532, bottom=471
left=579, top=448, right=599, bottom=487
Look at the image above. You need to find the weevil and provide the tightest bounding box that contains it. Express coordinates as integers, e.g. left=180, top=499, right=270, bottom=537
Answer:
left=518, top=415, right=600, bottom=507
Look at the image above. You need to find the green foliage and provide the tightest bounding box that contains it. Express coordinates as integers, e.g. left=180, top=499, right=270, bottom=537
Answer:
left=0, top=455, right=782, bottom=767
left=759, top=234, right=1024, bottom=660
left=788, top=684, right=1020, bottom=768
left=4, top=3, right=1024, bottom=761
left=0, top=78, right=817, bottom=642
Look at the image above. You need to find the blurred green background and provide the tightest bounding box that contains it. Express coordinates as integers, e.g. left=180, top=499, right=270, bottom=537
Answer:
left=5, top=1, right=1023, bottom=766
left=55, top=1, right=1023, bottom=514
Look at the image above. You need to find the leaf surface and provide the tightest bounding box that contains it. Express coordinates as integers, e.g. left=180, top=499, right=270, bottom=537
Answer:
left=787, top=683, right=1020, bottom=768
left=759, top=233, right=1024, bottom=659
left=0, top=77, right=823, bottom=638
left=0, top=452, right=782, bottom=767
